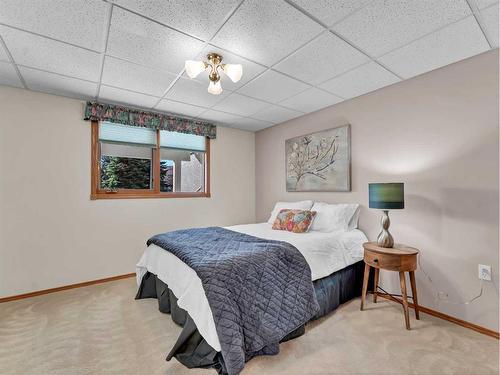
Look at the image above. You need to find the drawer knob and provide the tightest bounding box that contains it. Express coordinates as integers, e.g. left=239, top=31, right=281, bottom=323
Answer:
left=373, top=258, right=378, bottom=263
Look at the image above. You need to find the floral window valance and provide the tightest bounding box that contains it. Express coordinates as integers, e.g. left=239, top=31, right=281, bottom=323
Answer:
left=84, top=102, right=216, bottom=139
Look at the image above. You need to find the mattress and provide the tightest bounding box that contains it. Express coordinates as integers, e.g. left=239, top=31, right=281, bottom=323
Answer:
left=136, top=223, right=367, bottom=352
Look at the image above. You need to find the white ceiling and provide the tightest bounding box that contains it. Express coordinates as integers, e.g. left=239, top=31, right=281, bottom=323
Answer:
left=0, top=0, right=497, bottom=132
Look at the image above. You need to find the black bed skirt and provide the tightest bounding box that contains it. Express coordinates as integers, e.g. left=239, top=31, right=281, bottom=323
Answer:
left=136, top=260, right=366, bottom=374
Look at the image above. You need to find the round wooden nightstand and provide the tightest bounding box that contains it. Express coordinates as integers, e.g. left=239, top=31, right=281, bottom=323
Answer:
left=360, top=242, right=420, bottom=330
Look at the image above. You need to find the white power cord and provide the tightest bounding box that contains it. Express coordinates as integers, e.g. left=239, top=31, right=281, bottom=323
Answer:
left=418, top=255, right=484, bottom=305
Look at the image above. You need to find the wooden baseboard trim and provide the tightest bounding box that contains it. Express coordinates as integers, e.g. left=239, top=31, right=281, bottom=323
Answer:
left=0, top=273, right=136, bottom=303
left=2, top=277, right=498, bottom=340
left=376, top=292, right=499, bottom=339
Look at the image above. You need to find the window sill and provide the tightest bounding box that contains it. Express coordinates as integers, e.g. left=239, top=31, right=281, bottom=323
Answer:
left=90, top=192, right=211, bottom=200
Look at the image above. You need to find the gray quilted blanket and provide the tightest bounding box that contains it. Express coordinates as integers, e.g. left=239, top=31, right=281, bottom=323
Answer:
left=147, top=227, right=319, bottom=375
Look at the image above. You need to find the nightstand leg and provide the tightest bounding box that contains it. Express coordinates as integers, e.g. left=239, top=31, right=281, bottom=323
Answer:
left=360, top=264, right=370, bottom=311
left=409, top=271, right=420, bottom=320
left=373, top=268, right=379, bottom=303
left=399, top=272, right=410, bottom=330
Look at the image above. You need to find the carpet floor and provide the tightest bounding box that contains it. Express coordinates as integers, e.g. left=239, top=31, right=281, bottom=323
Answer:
left=0, top=277, right=498, bottom=375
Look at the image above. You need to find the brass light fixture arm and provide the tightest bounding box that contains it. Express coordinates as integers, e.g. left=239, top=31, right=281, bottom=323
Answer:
left=206, top=53, right=223, bottom=82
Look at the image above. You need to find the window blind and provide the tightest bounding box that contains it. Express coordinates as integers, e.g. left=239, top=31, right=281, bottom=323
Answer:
left=100, top=143, right=153, bottom=159
left=160, top=130, right=206, bottom=151
left=99, top=122, right=156, bottom=146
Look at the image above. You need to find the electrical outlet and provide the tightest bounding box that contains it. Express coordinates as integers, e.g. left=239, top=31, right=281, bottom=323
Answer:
left=478, top=264, right=492, bottom=281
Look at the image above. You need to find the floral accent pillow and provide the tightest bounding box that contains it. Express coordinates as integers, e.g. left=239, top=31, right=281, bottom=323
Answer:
left=272, top=209, right=317, bottom=233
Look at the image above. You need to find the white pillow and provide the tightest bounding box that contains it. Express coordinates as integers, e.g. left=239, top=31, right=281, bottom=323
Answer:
left=267, top=200, right=314, bottom=224
left=310, top=202, right=360, bottom=232
left=347, top=205, right=361, bottom=230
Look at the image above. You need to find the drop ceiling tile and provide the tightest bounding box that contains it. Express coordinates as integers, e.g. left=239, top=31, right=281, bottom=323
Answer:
left=237, top=70, right=310, bottom=103
left=279, top=88, right=343, bottom=112
left=99, top=85, right=160, bottom=109
left=0, top=61, right=23, bottom=88
left=110, top=0, right=240, bottom=40
left=0, top=44, right=9, bottom=62
left=319, top=61, right=400, bottom=99
left=102, top=56, right=177, bottom=97
left=274, top=32, right=370, bottom=85
left=379, top=16, right=490, bottom=79
left=290, top=0, right=369, bottom=26
left=0, top=26, right=101, bottom=81
left=474, top=0, right=498, bottom=9
left=20, top=67, right=97, bottom=99
left=187, top=45, right=267, bottom=91
left=229, top=117, right=274, bottom=131
left=107, top=7, right=204, bottom=73
left=333, top=0, right=471, bottom=57
left=165, top=77, right=229, bottom=108
left=212, top=93, right=269, bottom=117
left=197, top=109, right=245, bottom=125
left=481, top=4, right=499, bottom=47
left=211, top=0, right=324, bottom=66
left=251, top=105, right=303, bottom=124
left=0, top=0, right=108, bottom=50
left=155, top=99, right=206, bottom=118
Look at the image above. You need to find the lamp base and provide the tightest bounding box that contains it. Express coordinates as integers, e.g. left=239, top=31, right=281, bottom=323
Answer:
left=377, top=210, right=394, bottom=248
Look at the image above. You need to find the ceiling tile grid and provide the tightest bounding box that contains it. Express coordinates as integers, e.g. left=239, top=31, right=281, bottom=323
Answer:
left=0, top=42, right=10, bottom=62
left=20, top=66, right=98, bottom=100
left=0, top=25, right=102, bottom=82
left=332, top=0, right=472, bottom=58
left=155, top=99, right=207, bottom=118
left=229, top=116, right=273, bottom=131
left=251, top=104, right=303, bottom=123
left=0, top=61, right=22, bottom=88
left=319, top=61, right=400, bottom=99
left=288, top=0, right=371, bottom=27
left=279, top=87, right=344, bottom=113
left=106, top=6, right=205, bottom=73
left=479, top=3, right=499, bottom=48
left=110, top=0, right=241, bottom=41
left=197, top=109, right=245, bottom=125
left=378, top=16, right=490, bottom=79
left=164, top=77, right=230, bottom=108
left=211, top=0, right=324, bottom=66
left=274, top=32, right=370, bottom=85
left=237, top=69, right=310, bottom=104
left=99, top=85, right=161, bottom=108
left=0, top=0, right=496, bottom=132
left=473, top=0, right=498, bottom=9
left=212, top=92, right=270, bottom=117
left=101, top=56, right=177, bottom=97
left=0, top=0, right=109, bottom=50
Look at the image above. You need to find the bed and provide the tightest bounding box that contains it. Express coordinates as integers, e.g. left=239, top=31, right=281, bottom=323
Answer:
left=136, top=219, right=368, bottom=375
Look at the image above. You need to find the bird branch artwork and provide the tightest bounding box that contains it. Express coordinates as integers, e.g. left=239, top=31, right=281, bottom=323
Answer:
left=287, top=134, right=339, bottom=189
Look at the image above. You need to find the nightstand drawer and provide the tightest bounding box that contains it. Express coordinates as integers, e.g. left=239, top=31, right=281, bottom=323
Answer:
left=364, top=249, right=416, bottom=271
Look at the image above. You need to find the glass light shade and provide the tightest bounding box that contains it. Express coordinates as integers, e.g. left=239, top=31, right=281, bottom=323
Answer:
left=185, top=60, right=206, bottom=78
left=223, top=63, right=243, bottom=83
left=207, top=80, right=222, bottom=95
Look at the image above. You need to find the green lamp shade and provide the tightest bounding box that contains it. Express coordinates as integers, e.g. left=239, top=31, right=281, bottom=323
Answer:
left=369, top=183, right=404, bottom=209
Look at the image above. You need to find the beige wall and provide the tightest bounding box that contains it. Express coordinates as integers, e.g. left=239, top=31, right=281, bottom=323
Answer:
left=0, top=87, right=255, bottom=297
left=255, top=50, right=499, bottom=331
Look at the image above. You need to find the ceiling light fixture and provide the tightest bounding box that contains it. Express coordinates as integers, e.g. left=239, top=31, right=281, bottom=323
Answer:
left=185, top=53, right=243, bottom=95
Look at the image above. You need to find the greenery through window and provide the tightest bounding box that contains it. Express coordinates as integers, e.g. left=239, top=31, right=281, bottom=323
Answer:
left=91, top=121, right=209, bottom=199
left=100, top=156, right=152, bottom=190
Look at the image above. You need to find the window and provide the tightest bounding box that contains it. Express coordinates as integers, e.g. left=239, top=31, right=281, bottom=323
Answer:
left=91, top=121, right=210, bottom=199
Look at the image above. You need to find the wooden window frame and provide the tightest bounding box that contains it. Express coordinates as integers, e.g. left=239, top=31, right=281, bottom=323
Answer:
left=90, top=120, right=210, bottom=200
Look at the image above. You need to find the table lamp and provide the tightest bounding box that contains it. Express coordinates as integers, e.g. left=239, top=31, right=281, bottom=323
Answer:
left=369, top=183, right=405, bottom=248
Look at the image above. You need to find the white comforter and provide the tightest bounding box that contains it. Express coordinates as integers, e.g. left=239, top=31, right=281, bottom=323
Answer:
left=136, top=223, right=367, bottom=352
